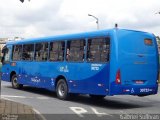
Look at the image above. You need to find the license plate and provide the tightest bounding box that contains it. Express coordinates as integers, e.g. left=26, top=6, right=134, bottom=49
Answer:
left=135, top=80, right=144, bottom=84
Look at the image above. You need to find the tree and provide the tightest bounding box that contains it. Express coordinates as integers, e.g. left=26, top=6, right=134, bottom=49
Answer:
left=156, top=36, right=160, bottom=44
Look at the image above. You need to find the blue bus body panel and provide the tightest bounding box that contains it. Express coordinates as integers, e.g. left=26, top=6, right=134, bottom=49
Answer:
left=3, top=61, right=110, bottom=95
left=7, top=30, right=111, bottom=45
left=2, top=29, right=112, bottom=95
left=1, top=28, right=158, bottom=96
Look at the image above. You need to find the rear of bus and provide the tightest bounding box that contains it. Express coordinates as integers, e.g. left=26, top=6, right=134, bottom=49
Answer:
left=110, top=29, right=159, bottom=96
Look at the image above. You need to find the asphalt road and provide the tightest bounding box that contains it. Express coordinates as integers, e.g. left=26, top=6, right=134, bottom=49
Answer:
left=1, top=81, right=160, bottom=120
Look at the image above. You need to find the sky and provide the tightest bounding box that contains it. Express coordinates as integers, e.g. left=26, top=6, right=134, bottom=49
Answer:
left=0, top=0, right=160, bottom=38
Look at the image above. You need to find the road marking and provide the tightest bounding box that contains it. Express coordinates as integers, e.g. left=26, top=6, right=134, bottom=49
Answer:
left=70, top=107, right=112, bottom=117
left=36, top=97, right=49, bottom=100
left=1, top=95, right=50, bottom=100
left=70, top=107, right=88, bottom=117
left=120, top=110, right=126, bottom=114
left=90, top=107, right=112, bottom=117
left=1, top=96, right=13, bottom=101
left=1, top=95, right=27, bottom=98
left=32, top=108, right=47, bottom=120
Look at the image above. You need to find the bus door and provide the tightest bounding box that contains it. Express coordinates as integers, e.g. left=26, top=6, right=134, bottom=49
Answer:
left=1, top=45, right=12, bottom=81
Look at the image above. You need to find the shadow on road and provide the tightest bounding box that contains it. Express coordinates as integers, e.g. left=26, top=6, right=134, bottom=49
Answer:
left=5, top=85, right=152, bottom=110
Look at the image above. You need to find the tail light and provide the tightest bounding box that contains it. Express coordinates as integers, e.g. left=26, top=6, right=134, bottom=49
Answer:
left=116, top=69, right=121, bottom=84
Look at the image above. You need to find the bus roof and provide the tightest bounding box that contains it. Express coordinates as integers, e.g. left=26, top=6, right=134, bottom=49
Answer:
left=6, top=28, right=153, bottom=45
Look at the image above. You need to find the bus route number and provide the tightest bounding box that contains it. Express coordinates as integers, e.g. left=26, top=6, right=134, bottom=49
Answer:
left=91, top=64, right=102, bottom=71
left=140, top=88, right=152, bottom=93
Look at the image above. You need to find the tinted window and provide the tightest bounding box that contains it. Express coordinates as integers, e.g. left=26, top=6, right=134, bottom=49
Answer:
left=144, top=39, right=153, bottom=46
left=22, top=44, right=34, bottom=61
left=2, top=46, right=10, bottom=63
left=66, top=40, right=85, bottom=62
left=49, top=41, right=65, bottom=61
left=12, top=45, right=22, bottom=61
left=35, top=43, right=48, bottom=61
left=87, top=37, right=110, bottom=62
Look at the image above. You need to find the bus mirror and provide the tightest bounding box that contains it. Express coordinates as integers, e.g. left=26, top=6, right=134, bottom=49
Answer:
left=2, top=48, right=6, bottom=53
left=1, top=56, right=4, bottom=64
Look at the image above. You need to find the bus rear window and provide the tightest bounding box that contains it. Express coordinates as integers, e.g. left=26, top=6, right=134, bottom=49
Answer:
left=144, top=39, right=153, bottom=45
left=87, top=37, right=110, bottom=62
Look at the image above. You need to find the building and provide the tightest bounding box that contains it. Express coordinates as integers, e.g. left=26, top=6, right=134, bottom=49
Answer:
left=0, top=38, right=8, bottom=57
left=0, top=37, right=24, bottom=57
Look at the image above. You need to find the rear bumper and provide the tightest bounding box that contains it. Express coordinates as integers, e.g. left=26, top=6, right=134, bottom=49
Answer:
left=109, top=84, right=158, bottom=96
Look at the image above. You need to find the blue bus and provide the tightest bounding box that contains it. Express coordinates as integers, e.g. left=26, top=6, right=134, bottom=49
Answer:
left=1, top=28, right=159, bottom=100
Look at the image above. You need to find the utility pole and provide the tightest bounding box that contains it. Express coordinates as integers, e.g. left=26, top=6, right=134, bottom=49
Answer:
left=20, top=0, right=30, bottom=3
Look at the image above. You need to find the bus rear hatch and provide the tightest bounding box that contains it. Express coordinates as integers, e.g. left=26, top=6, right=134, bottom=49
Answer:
left=114, top=31, right=158, bottom=95
left=119, top=32, right=158, bottom=86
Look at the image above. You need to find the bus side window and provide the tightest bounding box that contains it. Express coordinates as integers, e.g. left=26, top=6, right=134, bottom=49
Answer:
left=35, top=42, right=48, bottom=61
left=12, top=45, right=22, bottom=61
left=87, top=37, right=110, bottom=62
left=49, top=41, right=65, bottom=61
left=87, top=38, right=99, bottom=62
left=22, top=44, right=34, bottom=61
left=66, top=41, right=71, bottom=61
left=102, top=38, right=110, bottom=62
left=66, top=39, right=85, bottom=62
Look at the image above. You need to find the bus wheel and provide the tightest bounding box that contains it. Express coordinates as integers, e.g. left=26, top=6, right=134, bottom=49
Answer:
left=11, top=74, right=23, bottom=89
left=89, top=95, right=106, bottom=99
left=56, top=79, right=69, bottom=100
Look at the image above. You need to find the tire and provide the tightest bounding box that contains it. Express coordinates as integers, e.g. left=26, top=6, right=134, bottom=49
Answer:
left=89, top=95, right=106, bottom=99
left=11, top=74, right=23, bottom=89
left=56, top=79, right=69, bottom=100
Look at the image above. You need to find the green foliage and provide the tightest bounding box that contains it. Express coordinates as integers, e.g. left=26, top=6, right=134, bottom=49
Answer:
left=156, top=36, right=160, bottom=44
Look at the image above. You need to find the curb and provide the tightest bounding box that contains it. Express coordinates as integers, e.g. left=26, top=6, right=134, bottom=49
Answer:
left=32, top=108, right=47, bottom=120
left=0, top=97, right=46, bottom=120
